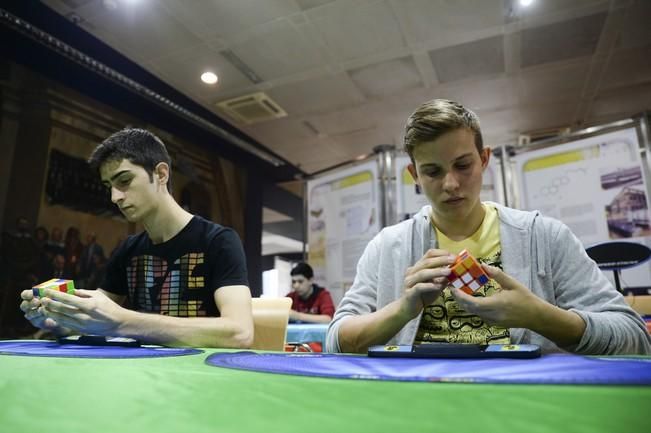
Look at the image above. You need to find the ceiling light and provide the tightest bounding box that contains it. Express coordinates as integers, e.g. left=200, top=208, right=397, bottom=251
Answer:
left=201, top=72, right=218, bottom=85
left=519, top=0, right=534, bottom=6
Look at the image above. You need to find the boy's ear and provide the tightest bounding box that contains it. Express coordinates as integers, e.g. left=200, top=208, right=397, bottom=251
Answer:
left=154, top=162, right=170, bottom=185
left=407, top=163, right=418, bottom=182
left=480, top=147, right=491, bottom=170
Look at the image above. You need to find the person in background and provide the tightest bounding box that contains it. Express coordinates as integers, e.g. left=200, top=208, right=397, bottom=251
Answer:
left=326, top=98, right=651, bottom=355
left=63, top=227, right=83, bottom=279
left=85, top=251, right=107, bottom=290
left=50, top=253, right=71, bottom=279
left=77, top=232, right=104, bottom=288
left=286, top=262, right=335, bottom=324
left=45, top=227, right=65, bottom=258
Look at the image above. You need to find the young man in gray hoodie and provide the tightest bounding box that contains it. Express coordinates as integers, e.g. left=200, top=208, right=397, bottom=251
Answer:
left=326, top=99, right=650, bottom=355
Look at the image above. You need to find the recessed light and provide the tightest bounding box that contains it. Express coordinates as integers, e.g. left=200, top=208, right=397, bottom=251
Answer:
left=201, top=72, right=218, bottom=85
left=519, top=0, right=534, bottom=6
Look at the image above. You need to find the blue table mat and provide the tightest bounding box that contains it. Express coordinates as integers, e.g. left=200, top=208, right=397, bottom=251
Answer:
left=205, top=351, right=651, bottom=385
left=0, top=340, right=203, bottom=358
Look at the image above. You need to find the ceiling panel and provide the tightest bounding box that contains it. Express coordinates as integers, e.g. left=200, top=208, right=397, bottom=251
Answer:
left=588, top=83, right=651, bottom=121
left=348, top=56, right=424, bottom=99
left=600, top=45, right=651, bottom=91
left=518, top=101, right=578, bottom=133
left=147, top=43, right=254, bottom=103
left=516, top=0, right=610, bottom=21
left=241, top=117, right=319, bottom=150
left=306, top=0, right=405, bottom=61
left=434, top=77, right=519, bottom=113
left=518, top=59, right=590, bottom=104
left=80, top=5, right=204, bottom=62
left=268, top=72, right=365, bottom=116
left=392, top=0, right=505, bottom=47
left=306, top=102, right=384, bottom=136
left=520, top=12, right=607, bottom=68
left=159, top=0, right=300, bottom=40
left=228, top=19, right=327, bottom=81
left=429, top=36, right=505, bottom=83
left=617, top=0, right=651, bottom=49
left=296, top=0, right=337, bottom=12
left=262, top=207, right=293, bottom=223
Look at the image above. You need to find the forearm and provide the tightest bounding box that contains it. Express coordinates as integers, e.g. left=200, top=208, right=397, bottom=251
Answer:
left=337, top=299, right=411, bottom=353
left=117, top=310, right=253, bottom=348
left=528, top=301, right=586, bottom=348
left=292, top=312, right=332, bottom=324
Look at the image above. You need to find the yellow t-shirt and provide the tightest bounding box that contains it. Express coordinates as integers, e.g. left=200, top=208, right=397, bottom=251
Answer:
left=414, top=204, right=510, bottom=345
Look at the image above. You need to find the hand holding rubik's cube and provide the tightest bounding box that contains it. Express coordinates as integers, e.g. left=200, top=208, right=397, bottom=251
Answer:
left=32, top=278, right=76, bottom=298
left=447, top=249, right=489, bottom=295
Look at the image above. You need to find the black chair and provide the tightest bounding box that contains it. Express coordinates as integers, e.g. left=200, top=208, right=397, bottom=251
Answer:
left=585, top=241, right=651, bottom=293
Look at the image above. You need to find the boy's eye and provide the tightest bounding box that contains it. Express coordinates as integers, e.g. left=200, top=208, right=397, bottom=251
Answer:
left=456, top=163, right=471, bottom=170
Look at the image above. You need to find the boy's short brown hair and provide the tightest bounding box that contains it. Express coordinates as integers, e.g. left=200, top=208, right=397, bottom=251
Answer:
left=403, top=99, right=483, bottom=161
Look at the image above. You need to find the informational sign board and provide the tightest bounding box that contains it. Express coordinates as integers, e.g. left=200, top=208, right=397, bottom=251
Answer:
left=307, top=160, right=381, bottom=304
left=512, top=127, right=651, bottom=288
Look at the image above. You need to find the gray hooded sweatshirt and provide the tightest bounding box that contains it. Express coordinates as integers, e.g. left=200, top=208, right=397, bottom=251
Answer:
left=326, top=203, right=651, bottom=355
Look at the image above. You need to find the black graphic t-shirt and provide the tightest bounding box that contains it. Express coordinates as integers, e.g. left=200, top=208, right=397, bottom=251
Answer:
left=102, top=216, right=248, bottom=317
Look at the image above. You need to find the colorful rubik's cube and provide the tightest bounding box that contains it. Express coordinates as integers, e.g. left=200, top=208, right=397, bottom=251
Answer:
left=32, top=278, right=75, bottom=298
left=448, top=249, right=489, bottom=295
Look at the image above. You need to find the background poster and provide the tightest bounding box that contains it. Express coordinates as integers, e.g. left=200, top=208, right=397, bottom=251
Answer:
left=512, top=127, right=651, bottom=288
left=395, top=153, right=505, bottom=221
left=307, top=160, right=380, bottom=304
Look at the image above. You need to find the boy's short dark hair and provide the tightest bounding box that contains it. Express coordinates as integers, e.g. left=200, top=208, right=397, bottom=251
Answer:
left=88, top=128, right=172, bottom=191
left=290, top=262, right=314, bottom=280
left=403, top=99, right=483, bottom=162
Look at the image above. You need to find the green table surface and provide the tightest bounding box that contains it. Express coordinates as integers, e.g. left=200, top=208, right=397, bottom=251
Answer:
left=1, top=345, right=649, bottom=433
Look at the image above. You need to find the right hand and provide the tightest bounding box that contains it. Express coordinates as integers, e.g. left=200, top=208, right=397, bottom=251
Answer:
left=20, top=290, right=68, bottom=334
left=399, top=249, right=455, bottom=320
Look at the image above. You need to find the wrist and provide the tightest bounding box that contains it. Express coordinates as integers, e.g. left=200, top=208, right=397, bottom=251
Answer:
left=115, top=307, right=138, bottom=337
left=395, top=298, right=417, bottom=323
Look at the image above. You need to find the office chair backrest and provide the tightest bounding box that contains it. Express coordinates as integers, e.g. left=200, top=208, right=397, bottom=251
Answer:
left=585, top=241, right=651, bottom=293
left=251, top=297, right=292, bottom=351
left=585, top=241, right=651, bottom=270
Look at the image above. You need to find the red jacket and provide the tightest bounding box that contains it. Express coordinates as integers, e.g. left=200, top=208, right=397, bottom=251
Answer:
left=286, top=285, right=335, bottom=317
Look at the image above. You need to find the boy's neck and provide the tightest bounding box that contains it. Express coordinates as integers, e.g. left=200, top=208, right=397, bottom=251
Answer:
left=432, top=202, right=486, bottom=241
left=143, top=195, right=194, bottom=244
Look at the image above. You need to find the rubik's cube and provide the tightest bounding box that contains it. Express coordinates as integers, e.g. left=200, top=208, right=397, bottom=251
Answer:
left=448, top=249, right=489, bottom=295
left=32, top=278, right=75, bottom=297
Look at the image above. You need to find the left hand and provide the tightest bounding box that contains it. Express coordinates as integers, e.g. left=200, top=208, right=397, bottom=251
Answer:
left=40, top=289, right=128, bottom=336
left=450, top=264, right=545, bottom=329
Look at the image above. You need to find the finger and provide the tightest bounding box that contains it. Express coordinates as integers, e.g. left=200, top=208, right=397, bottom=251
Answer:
left=44, top=289, right=86, bottom=309
left=24, top=307, right=44, bottom=321
left=405, top=267, right=451, bottom=288
left=43, top=317, right=61, bottom=329
left=20, top=290, right=35, bottom=301
left=73, top=289, right=94, bottom=298
left=20, top=297, right=42, bottom=313
left=42, top=309, right=85, bottom=330
left=411, top=255, right=456, bottom=274
left=450, top=287, right=484, bottom=312
left=425, top=248, right=452, bottom=258
left=20, top=300, right=33, bottom=313
left=41, top=297, right=83, bottom=316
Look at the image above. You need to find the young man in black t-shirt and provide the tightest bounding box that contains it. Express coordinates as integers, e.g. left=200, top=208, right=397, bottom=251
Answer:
left=19, top=128, right=253, bottom=348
